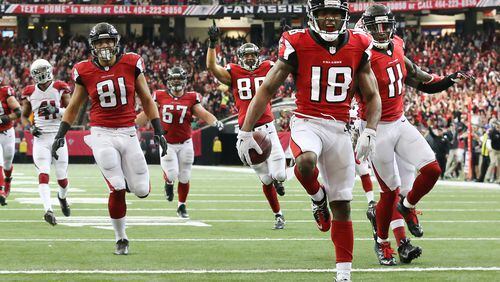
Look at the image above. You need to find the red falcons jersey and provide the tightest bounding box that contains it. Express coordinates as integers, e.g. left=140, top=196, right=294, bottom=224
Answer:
left=72, top=53, right=145, bottom=128
left=279, top=29, right=372, bottom=122
left=154, top=90, right=200, bottom=144
left=0, top=86, right=15, bottom=131
left=358, top=36, right=407, bottom=122
left=226, top=60, right=274, bottom=127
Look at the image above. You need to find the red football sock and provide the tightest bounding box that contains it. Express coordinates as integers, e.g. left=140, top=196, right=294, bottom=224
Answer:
left=331, top=220, right=354, bottom=263
left=294, top=165, right=321, bottom=195
left=178, top=182, right=190, bottom=203
left=373, top=166, right=399, bottom=240
left=391, top=199, right=406, bottom=246
left=360, top=174, right=373, bottom=193
left=407, top=161, right=441, bottom=205
left=108, top=190, right=126, bottom=219
left=3, top=166, right=12, bottom=178
left=39, top=173, right=49, bottom=184
left=262, top=183, right=280, bottom=213
left=57, top=179, right=68, bottom=189
left=0, top=166, right=4, bottom=187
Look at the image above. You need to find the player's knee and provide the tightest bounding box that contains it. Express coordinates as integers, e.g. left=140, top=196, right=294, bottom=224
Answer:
left=259, top=174, right=273, bottom=186
left=107, top=177, right=126, bottom=191
left=134, top=185, right=150, bottom=198
left=178, top=170, right=191, bottom=184
left=97, top=149, right=119, bottom=171
left=421, top=161, right=441, bottom=180
left=295, top=152, right=317, bottom=177
left=39, top=173, right=49, bottom=184
left=330, top=201, right=351, bottom=221
left=272, top=171, right=287, bottom=183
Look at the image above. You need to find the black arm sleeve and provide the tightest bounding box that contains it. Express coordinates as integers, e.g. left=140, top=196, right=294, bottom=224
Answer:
left=151, top=118, right=164, bottom=135
left=55, top=121, right=71, bottom=138
left=416, top=76, right=454, bottom=94
left=13, top=107, right=22, bottom=118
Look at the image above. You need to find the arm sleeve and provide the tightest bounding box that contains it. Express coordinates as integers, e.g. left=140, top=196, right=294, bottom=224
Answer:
left=278, top=33, right=298, bottom=70
left=135, top=56, right=146, bottom=78
left=72, top=67, right=83, bottom=85
left=416, top=76, right=454, bottom=94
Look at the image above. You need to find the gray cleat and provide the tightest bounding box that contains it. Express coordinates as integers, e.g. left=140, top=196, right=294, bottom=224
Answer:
left=114, top=239, right=129, bottom=255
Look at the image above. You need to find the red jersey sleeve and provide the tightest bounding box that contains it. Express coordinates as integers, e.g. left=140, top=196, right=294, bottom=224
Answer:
left=351, top=30, right=373, bottom=66
left=278, top=30, right=303, bottom=70
left=124, top=52, right=145, bottom=79
left=54, top=80, right=72, bottom=95
left=21, top=85, right=35, bottom=100
left=72, top=61, right=86, bottom=85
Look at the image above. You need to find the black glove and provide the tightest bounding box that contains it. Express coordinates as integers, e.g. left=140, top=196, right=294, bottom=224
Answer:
left=30, top=125, right=42, bottom=137
left=51, top=121, right=71, bottom=160
left=151, top=118, right=168, bottom=157
left=208, top=19, right=220, bottom=48
left=0, top=115, right=10, bottom=124
left=448, top=70, right=474, bottom=83
left=39, top=104, right=59, bottom=117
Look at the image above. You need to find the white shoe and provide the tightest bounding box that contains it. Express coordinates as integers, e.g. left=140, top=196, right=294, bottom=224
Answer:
left=335, top=271, right=351, bottom=282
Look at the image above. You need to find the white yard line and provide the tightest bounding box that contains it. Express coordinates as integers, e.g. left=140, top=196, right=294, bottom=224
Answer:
left=0, top=219, right=498, bottom=223
left=0, top=267, right=499, bottom=274
left=1, top=208, right=499, bottom=212
left=0, top=237, right=499, bottom=242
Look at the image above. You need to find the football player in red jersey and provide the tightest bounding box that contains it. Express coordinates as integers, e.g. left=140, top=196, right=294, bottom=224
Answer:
left=207, top=23, right=287, bottom=230
left=21, top=59, right=72, bottom=225
left=136, top=67, right=223, bottom=218
left=0, top=79, right=21, bottom=206
left=51, top=23, right=167, bottom=255
left=237, top=0, right=381, bottom=280
left=357, top=4, right=473, bottom=265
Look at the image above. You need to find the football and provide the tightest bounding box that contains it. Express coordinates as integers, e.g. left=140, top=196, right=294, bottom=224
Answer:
left=249, top=130, right=272, bottom=165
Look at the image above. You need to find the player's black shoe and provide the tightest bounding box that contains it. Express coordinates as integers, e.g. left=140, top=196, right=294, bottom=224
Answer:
left=397, top=196, right=424, bottom=237
left=366, top=200, right=377, bottom=240
left=58, top=195, right=71, bottom=217
left=374, top=241, right=397, bottom=266
left=165, top=182, right=174, bottom=202
left=311, top=187, right=331, bottom=232
left=44, top=210, right=57, bottom=226
left=273, top=180, right=285, bottom=196
left=273, top=214, right=285, bottom=230
left=177, top=204, right=189, bottom=218
left=398, top=238, right=422, bottom=264
left=114, top=239, right=129, bottom=255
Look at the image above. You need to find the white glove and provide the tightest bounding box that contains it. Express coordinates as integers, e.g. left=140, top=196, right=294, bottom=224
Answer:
left=212, top=120, right=224, bottom=131
left=355, top=128, right=376, bottom=162
left=236, top=130, right=262, bottom=166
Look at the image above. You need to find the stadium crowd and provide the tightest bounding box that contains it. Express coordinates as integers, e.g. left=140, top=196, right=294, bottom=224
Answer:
left=0, top=27, right=497, bottom=181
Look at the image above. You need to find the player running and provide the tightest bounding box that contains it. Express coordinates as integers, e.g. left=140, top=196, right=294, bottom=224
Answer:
left=207, top=22, right=287, bottom=230
left=21, top=59, right=72, bottom=225
left=136, top=66, right=223, bottom=218
left=0, top=80, right=21, bottom=206
left=237, top=0, right=382, bottom=280
left=357, top=4, right=473, bottom=265
left=51, top=22, right=167, bottom=255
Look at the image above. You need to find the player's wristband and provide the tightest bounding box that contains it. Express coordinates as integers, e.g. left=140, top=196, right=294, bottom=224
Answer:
left=0, top=115, right=10, bottom=124
left=151, top=118, right=164, bottom=136
left=209, top=40, right=217, bottom=49
left=55, top=121, right=71, bottom=139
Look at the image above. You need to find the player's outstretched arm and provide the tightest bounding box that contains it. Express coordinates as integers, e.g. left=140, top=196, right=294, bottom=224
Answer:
left=136, top=73, right=168, bottom=156
left=355, top=61, right=381, bottom=162
left=206, top=21, right=231, bottom=86
left=240, top=60, right=292, bottom=132
left=0, top=96, right=22, bottom=125
left=192, top=103, right=223, bottom=131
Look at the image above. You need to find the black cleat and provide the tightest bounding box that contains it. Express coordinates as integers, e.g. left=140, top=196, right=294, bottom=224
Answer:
left=311, top=187, right=331, bottom=232
left=366, top=200, right=377, bottom=240
left=165, top=182, right=174, bottom=202
left=44, top=210, right=57, bottom=226
left=273, top=180, right=285, bottom=196
left=398, top=238, right=422, bottom=264
left=58, top=195, right=71, bottom=217
left=177, top=204, right=189, bottom=218
left=273, top=214, right=285, bottom=230
left=374, top=241, right=397, bottom=266
left=397, top=197, right=424, bottom=237
left=114, top=239, right=129, bottom=255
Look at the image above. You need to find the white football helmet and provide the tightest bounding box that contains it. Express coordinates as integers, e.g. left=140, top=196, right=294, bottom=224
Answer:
left=30, top=59, right=53, bottom=85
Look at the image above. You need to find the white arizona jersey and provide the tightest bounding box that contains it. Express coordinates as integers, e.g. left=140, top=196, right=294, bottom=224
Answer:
left=22, top=81, right=71, bottom=134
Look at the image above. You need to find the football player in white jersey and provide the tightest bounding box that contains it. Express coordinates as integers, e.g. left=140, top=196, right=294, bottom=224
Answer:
left=21, top=59, right=71, bottom=226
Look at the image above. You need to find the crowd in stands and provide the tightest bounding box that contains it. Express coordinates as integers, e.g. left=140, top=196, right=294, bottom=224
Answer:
left=0, top=26, right=497, bottom=181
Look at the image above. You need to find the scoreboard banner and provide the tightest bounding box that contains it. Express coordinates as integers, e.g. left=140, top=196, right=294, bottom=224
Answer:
left=0, top=0, right=497, bottom=16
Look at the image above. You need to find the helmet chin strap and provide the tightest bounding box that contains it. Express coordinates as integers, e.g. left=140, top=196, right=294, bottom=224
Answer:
left=373, top=41, right=390, bottom=49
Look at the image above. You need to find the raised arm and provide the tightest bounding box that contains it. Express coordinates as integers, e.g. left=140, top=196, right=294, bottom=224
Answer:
left=206, top=22, right=232, bottom=86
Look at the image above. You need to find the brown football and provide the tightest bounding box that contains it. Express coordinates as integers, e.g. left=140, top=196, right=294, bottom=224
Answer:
left=249, top=130, right=272, bottom=165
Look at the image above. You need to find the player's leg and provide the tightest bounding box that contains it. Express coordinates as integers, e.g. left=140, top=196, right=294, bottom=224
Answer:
left=318, top=125, right=354, bottom=281
left=266, top=127, right=287, bottom=196
left=176, top=141, right=195, bottom=218
left=395, top=120, right=441, bottom=237
left=121, top=134, right=150, bottom=199
left=250, top=161, right=283, bottom=228
left=1, top=128, right=15, bottom=199
left=0, top=137, right=5, bottom=206
left=54, top=139, right=71, bottom=217
left=289, top=117, right=329, bottom=231
left=90, top=129, right=128, bottom=253
left=356, top=159, right=374, bottom=204
left=32, top=136, right=56, bottom=225
left=160, top=144, right=178, bottom=202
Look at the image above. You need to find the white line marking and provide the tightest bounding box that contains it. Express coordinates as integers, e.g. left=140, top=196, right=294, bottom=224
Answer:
left=0, top=267, right=499, bottom=274
left=0, top=237, right=498, bottom=242
left=2, top=208, right=498, bottom=212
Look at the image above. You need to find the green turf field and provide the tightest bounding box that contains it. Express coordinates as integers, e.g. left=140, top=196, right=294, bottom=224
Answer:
left=0, top=163, right=499, bottom=281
